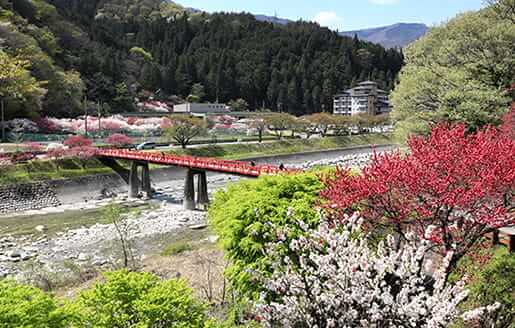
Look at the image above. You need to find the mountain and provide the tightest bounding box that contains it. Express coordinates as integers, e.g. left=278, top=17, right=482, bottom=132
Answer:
left=340, top=23, right=429, bottom=48
left=0, top=0, right=403, bottom=119
left=254, top=14, right=291, bottom=25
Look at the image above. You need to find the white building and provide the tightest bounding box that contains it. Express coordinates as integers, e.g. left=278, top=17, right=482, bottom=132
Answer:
left=333, top=81, right=392, bottom=116
left=173, top=103, right=230, bottom=115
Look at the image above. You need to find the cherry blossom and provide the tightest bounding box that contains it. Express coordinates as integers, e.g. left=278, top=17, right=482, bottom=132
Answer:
left=256, top=213, right=493, bottom=328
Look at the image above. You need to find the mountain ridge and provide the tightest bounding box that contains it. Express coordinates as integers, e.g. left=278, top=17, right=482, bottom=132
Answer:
left=340, top=23, right=429, bottom=48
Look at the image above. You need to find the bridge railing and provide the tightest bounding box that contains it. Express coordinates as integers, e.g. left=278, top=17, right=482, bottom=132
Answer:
left=95, top=149, right=296, bottom=177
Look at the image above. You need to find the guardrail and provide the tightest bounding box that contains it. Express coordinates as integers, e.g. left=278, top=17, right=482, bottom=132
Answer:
left=95, top=149, right=298, bottom=177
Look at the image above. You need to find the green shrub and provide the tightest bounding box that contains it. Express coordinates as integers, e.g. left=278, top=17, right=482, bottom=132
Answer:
left=161, top=241, right=194, bottom=256
left=72, top=270, right=206, bottom=327
left=209, top=173, right=323, bottom=298
left=467, top=247, right=515, bottom=328
left=135, top=279, right=206, bottom=327
left=0, top=280, right=68, bottom=328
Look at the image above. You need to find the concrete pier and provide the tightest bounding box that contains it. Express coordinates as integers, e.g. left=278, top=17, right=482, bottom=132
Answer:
left=129, top=161, right=140, bottom=198
left=184, top=169, right=196, bottom=210
left=196, top=171, right=209, bottom=210
left=183, top=169, right=209, bottom=210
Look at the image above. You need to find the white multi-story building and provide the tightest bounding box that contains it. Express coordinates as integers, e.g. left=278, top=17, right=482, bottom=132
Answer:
left=333, top=81, right=392, bottom=116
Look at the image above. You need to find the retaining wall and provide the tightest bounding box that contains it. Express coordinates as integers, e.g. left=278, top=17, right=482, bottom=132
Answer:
left=0, top=182, right=61, bottom=214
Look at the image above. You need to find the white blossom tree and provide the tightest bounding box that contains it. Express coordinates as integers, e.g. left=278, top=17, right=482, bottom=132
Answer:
left=255, top=213, right=492, bottom=328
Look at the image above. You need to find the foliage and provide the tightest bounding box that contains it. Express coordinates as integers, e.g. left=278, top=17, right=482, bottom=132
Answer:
left=164, top=115, right=206, bottom=148
left=303, top=112, right=334, bottom=137
left=228, top=98, right=249, bottom=112
left=72, top=270, right=206, bottom=327
left=161, top=241, right=194, bottom=256
left=4, top=1, right=403, bottom=117
left=322, top=124, right=515, bottom=271
left=391, top=1, right=514, bottom=140
left=255, top=213, right=493, bottom=328
left=0, top=50, right=45, bottom=118
left=263, top=113, right=297, bottom=139
left=460, top=247, right=515, bottom=328
left=129, top=46, right=153, bottom=62
left=0, top=280, right=68, bottom=328
left=106, top=133, right=134, bottom=148
left=209, top=173, right=323, bottom=298
left=248, top=118, right=266, bottom=142
left=191, top=83, right=206, bottom=101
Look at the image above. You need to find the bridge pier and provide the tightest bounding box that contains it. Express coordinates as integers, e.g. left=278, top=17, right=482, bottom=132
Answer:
left=184, top=169, right=196, bottom=210
left=129, top=161, right=140, bottom=198
left=184, top=169, right=209, bottom=210
left=196, top=171, right=209, bottom=210
left=128, top=161, right=153, bottom=199
left=141, top=163, right=152, bottom=197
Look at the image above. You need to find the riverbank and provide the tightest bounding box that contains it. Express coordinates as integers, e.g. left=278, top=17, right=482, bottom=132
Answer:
left=0, top=134, right=393, bottom=186
left=0, top=145, right=396, bottom=286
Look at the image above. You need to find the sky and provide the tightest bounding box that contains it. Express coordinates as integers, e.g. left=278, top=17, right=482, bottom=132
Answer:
left=178, top=0, right=486, bottom=31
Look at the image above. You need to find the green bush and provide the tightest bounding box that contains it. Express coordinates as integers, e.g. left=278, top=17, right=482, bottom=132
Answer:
left=209, top=173, right=323, bottom=298
left=161, top=241, right=194, bottom=256
left=467, top=247, right=515, bottom=328
left=71, top=270, right=206, bottom=327
left=0, top=280, right=68, bottom=328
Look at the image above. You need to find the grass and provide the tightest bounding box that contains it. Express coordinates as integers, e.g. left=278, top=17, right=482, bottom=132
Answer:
left=0, top=134, right=393, bottom=186
left=0, top=158, right=113, bottom=186
left=159, top=226, right=214, bottom=257
left=161, top=241, right=194, bottom=256
left=171, top=133, right=394, bottom=159
left=0, top=203, right=150, bottom=237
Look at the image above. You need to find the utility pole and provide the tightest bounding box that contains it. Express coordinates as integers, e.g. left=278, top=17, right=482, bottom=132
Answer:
left=1, top=99, right=5, bottom=143
left=98, top=101, right=101, bottom=138
left=84, top=97, right=88, bottom=137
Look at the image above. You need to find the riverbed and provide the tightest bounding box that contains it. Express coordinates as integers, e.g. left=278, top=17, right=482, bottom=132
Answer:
left=0, top=145, right=396, bottom=280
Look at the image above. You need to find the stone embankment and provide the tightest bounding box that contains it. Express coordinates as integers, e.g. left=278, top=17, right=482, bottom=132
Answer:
left=0, top=183, right=61, bottom=214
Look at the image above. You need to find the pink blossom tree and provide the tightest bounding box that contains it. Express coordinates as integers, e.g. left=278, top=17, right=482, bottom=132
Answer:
left=106, top=134, right=134, bottom=148
left=63, top=135, right=93, bottom=148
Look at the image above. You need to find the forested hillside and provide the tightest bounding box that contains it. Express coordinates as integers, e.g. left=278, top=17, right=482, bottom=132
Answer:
left=0, top=0, right=404, bottom=119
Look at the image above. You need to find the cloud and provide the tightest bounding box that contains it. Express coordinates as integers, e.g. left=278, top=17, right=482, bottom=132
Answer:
left=313, top=11, right=344, bottom=31
left=369, top=0, right=400, bottom=5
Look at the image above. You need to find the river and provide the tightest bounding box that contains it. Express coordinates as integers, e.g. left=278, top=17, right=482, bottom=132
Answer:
left=0, top=145, right=397, bottom=280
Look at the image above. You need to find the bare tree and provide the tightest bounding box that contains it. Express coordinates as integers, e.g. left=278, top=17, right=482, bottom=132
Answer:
left=103, top=204, right=137, bottom=269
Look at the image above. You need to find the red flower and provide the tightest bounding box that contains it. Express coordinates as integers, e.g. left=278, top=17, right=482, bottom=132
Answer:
left=321, top=124, right=515, bottom=267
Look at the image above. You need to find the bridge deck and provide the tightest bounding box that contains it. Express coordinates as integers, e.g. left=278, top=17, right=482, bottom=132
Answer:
left=95, top=149, right=291, bottom=177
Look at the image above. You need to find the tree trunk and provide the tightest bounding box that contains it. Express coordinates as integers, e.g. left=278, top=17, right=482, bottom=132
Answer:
left=1, top=99, right=5, bottom=143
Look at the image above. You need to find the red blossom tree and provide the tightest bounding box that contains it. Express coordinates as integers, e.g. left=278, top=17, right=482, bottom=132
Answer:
left=63, top=135, right=96, bottom=168
left=68, top=146, right=97, bottom=168
left=63, top=135, right=93, bottom=148
left=34, top=117, right=60, bottom=133
left=322, top=124, right=515, bottom=270
left=106, top=133, right=134, bottom=148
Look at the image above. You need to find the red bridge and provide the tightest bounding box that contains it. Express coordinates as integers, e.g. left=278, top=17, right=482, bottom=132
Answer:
left=95, top=148, right=295, bottom=210
left=96, top=149, right=289, bottom=177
